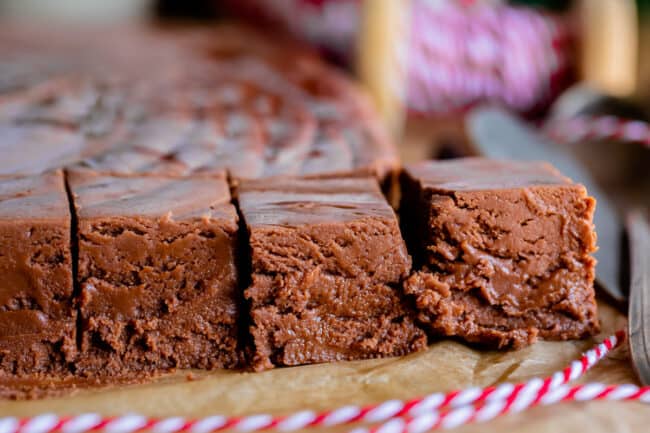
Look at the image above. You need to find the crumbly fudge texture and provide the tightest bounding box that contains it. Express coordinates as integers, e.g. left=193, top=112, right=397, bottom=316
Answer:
left=237, top=177, right=426, bottom=370
left=0, top=171, right=76, bottom=375
left=68, top=170, right=240, bottom=375
left=400, top=158, right=599, bottom=348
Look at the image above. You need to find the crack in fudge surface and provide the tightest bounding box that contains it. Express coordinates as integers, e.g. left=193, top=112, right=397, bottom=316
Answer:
left=401, top=158, right=599, bottom=348
left=237, top=177, right=426, bottom=370
left=0, top=171, right=76, bottom=376
left=68, top=170, right=241, bottom=375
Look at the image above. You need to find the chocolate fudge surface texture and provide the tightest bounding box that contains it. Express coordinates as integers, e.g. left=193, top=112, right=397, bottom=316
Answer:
left=237, top=177, right=427, bottom=370
left=0, top=171, right=76, bottom=375
left=68, top=170, right=240, bottom=375
left=0, top=25, right=397, bottom=183
left=401, top=158, right=599, bottom=348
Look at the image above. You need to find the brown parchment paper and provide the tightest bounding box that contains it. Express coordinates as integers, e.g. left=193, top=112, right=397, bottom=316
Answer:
left=1, top=300, right=648, bottom=432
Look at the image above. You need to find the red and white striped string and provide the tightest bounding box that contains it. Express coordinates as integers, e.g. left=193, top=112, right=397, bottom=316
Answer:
left=223, top=0, right=573, bottom=115
left=351, top=382, right=650, bottom=433
left=406, top=0, right=572, bottom=115
left=546, top=115, right=650, bottom=147
left=0, top=330, right=625, bottom=433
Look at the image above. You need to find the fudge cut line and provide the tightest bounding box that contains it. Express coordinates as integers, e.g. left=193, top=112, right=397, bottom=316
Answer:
left=67, top=170, right=241, bottom=376
left=0, top=170, right=76, bottom=375
left=237, top=176, right=427, bottom=371
left=400, top=158, right=599, bottom=349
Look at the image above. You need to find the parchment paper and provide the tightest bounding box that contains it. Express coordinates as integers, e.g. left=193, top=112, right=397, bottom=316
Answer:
left=1, top=300, right=647, bottom=432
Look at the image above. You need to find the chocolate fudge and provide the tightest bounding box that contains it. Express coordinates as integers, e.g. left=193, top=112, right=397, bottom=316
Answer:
left=237, top=177, right=426, bottom=370
left=0, top=25, right=398, bottom=184
left=68, top=170, right=240, bottom=375
left=0, top=171, right=76, bottom=375
left=400, top=158, right=599, bottom=348
left=0, top=24, right=406, bottom=386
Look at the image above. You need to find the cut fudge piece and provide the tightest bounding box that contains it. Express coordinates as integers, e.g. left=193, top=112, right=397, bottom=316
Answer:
left=237, top=176, right=426, bottom=370
left=68, top=170, right=240, bottom=375
left=0, top=170, right=76, bottom=375
left=400, top=158, right=599, bottom=348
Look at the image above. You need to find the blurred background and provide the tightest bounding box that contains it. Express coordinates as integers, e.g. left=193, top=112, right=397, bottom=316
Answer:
left=0, top=0, right=648, bottom=207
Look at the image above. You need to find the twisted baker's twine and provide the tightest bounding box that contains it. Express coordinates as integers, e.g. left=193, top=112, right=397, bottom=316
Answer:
left=546, top=115, right=650, bottom=147
left=353, top=381, right=649, bottom=433
left=0, top=331, right=624, bottom=433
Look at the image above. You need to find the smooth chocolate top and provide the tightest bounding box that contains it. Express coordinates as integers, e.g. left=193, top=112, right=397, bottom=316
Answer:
left=404, top=158, right=573, bottom=192
left=0, top=170, right=69, bottom=220
left=0, top=25, right=397, bottom=180
left=68, top=170, right=236, bottom=222
left=237, top=177, right=395, bottom=227
left=0, top=125, right=85, bottom=176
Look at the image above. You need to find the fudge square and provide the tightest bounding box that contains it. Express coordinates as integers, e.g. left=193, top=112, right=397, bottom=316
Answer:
left=68, top=170, right=240, bottom=375
left=400, top=158, right=599, bottom=348
left=0, top=170, right=76, bottom=375
left=237, top=176, right=426, bottom=370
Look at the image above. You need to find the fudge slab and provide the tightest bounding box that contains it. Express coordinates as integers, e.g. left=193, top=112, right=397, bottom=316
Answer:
left=0, top=170, right=76, bottom=375
left=68, top=170, right=240, bottom=375
left=400, top=158, right=599, bottom=348
left=0, top=25, right=398, bottom=184
left=237, top=177, right=426, bottom=371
